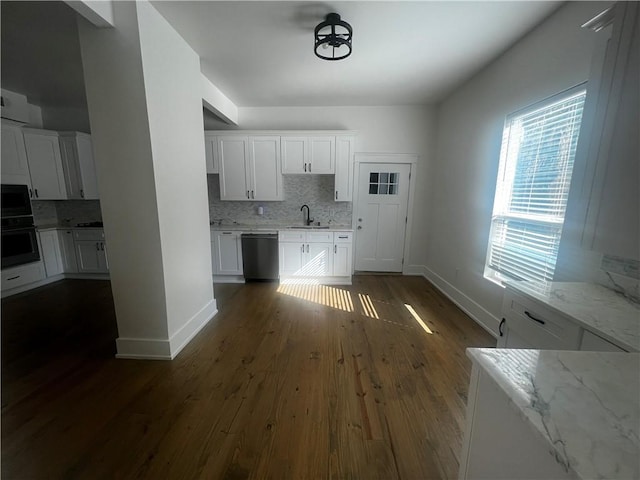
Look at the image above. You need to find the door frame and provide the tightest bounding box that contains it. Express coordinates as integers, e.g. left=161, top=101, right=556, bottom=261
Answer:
left=352, top=153, right=418, bottom=274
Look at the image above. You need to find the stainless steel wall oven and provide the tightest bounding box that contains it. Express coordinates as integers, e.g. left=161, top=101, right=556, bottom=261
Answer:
left=1, top=184, right=40, bottom=269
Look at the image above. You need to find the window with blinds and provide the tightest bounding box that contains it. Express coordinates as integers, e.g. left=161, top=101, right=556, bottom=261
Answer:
left=485, top=87, right=587, bottom=285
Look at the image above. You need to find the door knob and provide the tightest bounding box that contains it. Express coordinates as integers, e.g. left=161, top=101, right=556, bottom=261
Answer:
left=358, top=218, right=362, bottom=222
left=357, top=226, right=362, bottom=230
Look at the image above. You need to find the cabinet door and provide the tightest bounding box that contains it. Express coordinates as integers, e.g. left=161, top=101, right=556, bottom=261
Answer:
left=204, top=134, right=219, bottom=174
left=334, top=136, right=354, bottom=201
left=23, top=131, right=67, bottom=199
left=580, top=329, right=626, bottom=352
left=305, top=242, right=333, bottom=277
left=249, top=136, right=282, bottom=201
left=75, top=240, right=103, bottom=272
left=59, top=230, right=78, bottom=273
left=333, top=243, right=352, bottom=276
left=213, top=232, right=243, bottom=275
left=75, top=134, right=100, bottom=199
left=218, top=136, right=250, bottom=200
left=58, top=136, right=83, bottom=199
left=38, top=230, right=63, bottom=277
left=308, top=136, right=335, bottom=174
left=1, top=120, right=31, bottom=187
left=279, top=242, right=305, bottom=276
left=281, top=136, right=307, bottom=174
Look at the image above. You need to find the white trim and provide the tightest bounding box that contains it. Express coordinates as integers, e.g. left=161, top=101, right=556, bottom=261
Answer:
left=279, top=276, right=352, bottom=286
left=352, top=153, right=418, bottom=273
left=116, top=299, right=218, bottom=360
left=168, top=299, right=218, bottom=358
left=213, top=275, right=245, bottom=284
left=422, top=266, right=499, bottom=338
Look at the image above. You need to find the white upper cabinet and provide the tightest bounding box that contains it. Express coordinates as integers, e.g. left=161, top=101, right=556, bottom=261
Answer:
left=22, top=128, right=67, bottom=200
left=1, top=119, right=31, bottom=187
left=281, top=135, right=335, bottom=174
left=204, top=133, right=219, bottom=174
left=218, top=135, right=283, bottom=201
left=59, top=132, right=100, bottom=200
left=218, top=136, right=250, bottom=200
left=248, top=136, right=282, bottom=200
left=334, top=136, right=354, bottom=201
left=281, top=137, right=307, bottom=173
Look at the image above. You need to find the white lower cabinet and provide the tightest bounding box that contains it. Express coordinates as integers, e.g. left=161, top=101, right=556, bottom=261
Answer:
left=498, top=288, right=581, bottom=350
left=74, top=229, right=108, bottom=273
left=59, top=230, right=78, bottom=273
left=332, top=232, right=353, bottom=276
left=459, top=366, right=573, bottom=480
left=580, top=329, right=626, bottom=352
left=279, top=230, right=352, bottom=282
left=211, top=230, right=243, bottom=276
left=1, top=262, right=45, bottom=292
left=38, top=230, right=64, bottom=277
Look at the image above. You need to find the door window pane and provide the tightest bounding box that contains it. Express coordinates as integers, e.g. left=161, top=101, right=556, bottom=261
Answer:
left=368, top=171, right=399, bottom=196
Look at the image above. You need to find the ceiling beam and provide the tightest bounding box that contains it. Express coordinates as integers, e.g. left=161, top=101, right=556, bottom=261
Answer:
left=201, top=73, right=238, bottom=126
left=65, top=1, right=114, bottom=28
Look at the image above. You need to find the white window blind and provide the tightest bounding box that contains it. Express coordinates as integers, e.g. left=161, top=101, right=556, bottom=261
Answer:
left=486, top=88, right=587, bottom=285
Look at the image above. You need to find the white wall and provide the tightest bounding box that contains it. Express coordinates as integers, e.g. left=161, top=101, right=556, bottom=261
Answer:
left=425, top=2, right=612, bottom=334
left=213, top=105, right=437, bottom=268
left=137, top=1, right=214, bottom=340
left=78, top=2, right=169, bottom=343
left=41, top=106, right=91, bottom=133
left=78, top=1, right=215, bottom=358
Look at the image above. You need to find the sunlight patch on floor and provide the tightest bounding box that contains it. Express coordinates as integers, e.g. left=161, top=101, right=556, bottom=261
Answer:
left=358, top=293, right=380, bottom=319
left=404, top=304, right=433, bottom=334
left=276, top=284, right=354, bottom=312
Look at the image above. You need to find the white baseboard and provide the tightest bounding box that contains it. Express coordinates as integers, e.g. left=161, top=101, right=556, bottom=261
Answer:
left=213, top=275, right=245, bottom=284
left=279, top=276, right=352, bottom=286
left=422, top=266, right=499, bottom=338
left=403, top=264, right=426, bottom=276
left=116, top=299, right=218, bottom=360
left=168, top=299, right=217, bottom=358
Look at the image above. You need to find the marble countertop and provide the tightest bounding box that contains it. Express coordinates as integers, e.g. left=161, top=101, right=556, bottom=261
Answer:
left=505, top=281, right=640, bottom=352
left=468, top=348, right=640, bottom=480
left=210, top=223, right=353, bottom=232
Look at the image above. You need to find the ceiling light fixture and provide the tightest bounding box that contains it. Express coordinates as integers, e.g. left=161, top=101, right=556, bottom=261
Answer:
left=314, top=13, right=352, bottom=61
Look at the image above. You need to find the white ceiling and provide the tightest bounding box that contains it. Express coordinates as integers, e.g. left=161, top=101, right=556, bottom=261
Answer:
left=151, top=1, right=562, bottom=106
left=1, top=1, right=561, bottom=109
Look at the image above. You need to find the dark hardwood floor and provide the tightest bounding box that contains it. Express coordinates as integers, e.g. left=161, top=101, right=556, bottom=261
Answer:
left=2, top=275, right=495, bottom=479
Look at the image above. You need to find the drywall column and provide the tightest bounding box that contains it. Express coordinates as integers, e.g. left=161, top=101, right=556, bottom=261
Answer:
left=77, top=1, right=216, bottom=359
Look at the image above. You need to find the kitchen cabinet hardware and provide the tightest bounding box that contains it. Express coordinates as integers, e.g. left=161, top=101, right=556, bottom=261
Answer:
left=304, top=163, right=307, bottom=172
left=29, top=189, right=33, bottom=198
left=222, top=232, right=233, bottom=235
left=499, top=318, right=505, bottom=336
left=100, top=243, right=104, bottom=251
left=246, top=190, right=250, bottom=199
left=335, top=191, right=338, bottom=200
left=524, top=310, right=545, bottom=325
left=301, top=244, right=304, bottom=253
left=96, top=242, right=100, bottom=251
left=308, top=163, right=311, bottom=173
left=306, top=244, right=309, bottom=253
left=7, top=276, right=20, bottom=281
left=334, top=245, right=337, bottom=254
left=251, top=190, right=254, bottom=199
left=80, top=189, right=84, bottom=198
left=34, top=189, right=39, bottom=198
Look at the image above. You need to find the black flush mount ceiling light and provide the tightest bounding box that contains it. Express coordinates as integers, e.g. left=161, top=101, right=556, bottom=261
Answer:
left=314, top=13, right=352, bottom=61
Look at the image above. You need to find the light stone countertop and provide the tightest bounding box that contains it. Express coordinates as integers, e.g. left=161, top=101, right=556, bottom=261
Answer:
left=210, top=223, right=353, bottom=232
left=468, top=348, right=640, bottom=480
left=505, top=281, right=640, bottom=352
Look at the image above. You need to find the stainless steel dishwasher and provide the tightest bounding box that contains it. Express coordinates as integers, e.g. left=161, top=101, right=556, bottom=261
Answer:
left=241, top=233, right=279, bottom=281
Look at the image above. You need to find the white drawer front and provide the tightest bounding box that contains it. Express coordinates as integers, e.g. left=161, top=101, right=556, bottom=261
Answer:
left=306, top=231, right=333, bottom=243
left=279, top=231, right=305, bottom=242
left=73, top=229, right=105, bottom=241
left=334, top=232, right=353, bottom=243
left=503, top=291, right=581, bottom=349
left=1, top=262, right=46, bottom=291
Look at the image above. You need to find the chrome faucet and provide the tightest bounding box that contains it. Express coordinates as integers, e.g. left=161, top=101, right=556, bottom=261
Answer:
left=300, top=204, right=313, bottom=226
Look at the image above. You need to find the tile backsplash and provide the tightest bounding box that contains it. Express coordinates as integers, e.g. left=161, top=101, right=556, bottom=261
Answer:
left=207, top=175, right=352, bottom=226
left=32, top=200, right=102, bottom=227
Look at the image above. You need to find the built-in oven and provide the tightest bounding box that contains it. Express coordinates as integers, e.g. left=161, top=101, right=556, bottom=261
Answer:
left=1, top=184, right=32, bottom=218
left=1, top=216, right=40, bottom=269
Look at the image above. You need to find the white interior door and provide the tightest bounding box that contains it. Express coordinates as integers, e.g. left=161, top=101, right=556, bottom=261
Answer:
left=355, top=163, right=411, bottom=272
